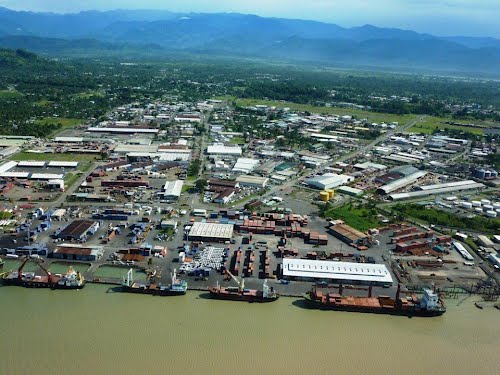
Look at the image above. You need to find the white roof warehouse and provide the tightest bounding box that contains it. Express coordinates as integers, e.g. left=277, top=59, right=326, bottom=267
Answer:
left=161, top=180, right=184, bottom=200
left=282, top=259, right=393, bottom=286
left=188, top=222, right=234, bottom=242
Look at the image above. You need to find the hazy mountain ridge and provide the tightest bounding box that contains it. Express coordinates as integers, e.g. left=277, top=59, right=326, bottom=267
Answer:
left=0, top=7, right=498, bottom=75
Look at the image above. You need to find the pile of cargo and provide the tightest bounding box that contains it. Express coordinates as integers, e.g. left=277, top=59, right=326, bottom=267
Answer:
left=243, top=250, right=255, bottom=277
left=259, top=250, right=271, bottom=278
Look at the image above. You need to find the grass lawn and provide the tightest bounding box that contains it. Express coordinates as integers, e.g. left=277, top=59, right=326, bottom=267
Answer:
left=74, top=90, right=106, bottom=99
left=231, top=97, right=418, bottom=124
left=34, top=117, right=85, bottom=135
left=229, top=136, right=246, bottom=145
left=324, top=204, right=380, bottom=232
left=407, top=116, right=484, bottom=135
left=33, top=100, right=54, bottom=107
left=64, top=172, right=81, bottom=188
left=12, top=152, right=98, bottom=164
left=0, top=90, right=23, bottom=98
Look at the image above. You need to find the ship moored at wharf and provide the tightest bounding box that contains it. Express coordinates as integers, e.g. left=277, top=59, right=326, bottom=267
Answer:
left=208, top=270, right=279, bottom=303
left=303, top=284, right=446, bottom=317
left=121, top=268, right=187, bottom=296
left=1, top=257, right=85, bottom=290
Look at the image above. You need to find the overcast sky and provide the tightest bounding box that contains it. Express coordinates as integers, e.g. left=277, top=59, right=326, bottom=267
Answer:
left=0, top=0, right=498, bottom=38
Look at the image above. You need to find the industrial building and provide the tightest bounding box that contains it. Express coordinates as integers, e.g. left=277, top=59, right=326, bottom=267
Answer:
left=328, top=222, right=369, bottom=245
left=207, top=145, right=242, bottom=156
left=235, top=175, right=269, bottom=188
left=307, top=174, right=354, bottom=190
left=51, top=244, right=104, bottom=261
left=232, top=158, right=260, bottom=174
left=57, top=220, right=99, bottom=241
left=87, top=127, right=159, bottom=134
left=337, top=186, right=364, bottom=197
left=389, top=181, right=485, bottom=201
left=281, top=259, right=393, bottom=286
left=377, top=171, right=427, bottom=195
left=188, top=222, right=234, bottom=242
left=161, top=180, right=184, bottom=201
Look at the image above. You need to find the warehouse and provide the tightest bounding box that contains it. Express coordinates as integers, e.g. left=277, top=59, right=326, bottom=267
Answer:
left=307, top=174, right=354, bottom=190
left=328, top=222, right=369, bottom=245
left=161, top=180, right=184, bottom=201
left=30, top=173, right=65, bottom=180
left=389, top=182, right=484, bottom=201
left=337, top=186, right=364, bottom=197
left=87, top=127, right=159, bottom=134
left=18, top=161, right=46, bottom=168
left=52, top=244, right=104, bottom=261
left=236, top=175, right=269, bottom=188
left=57, top=220, right=99, bottom=241
left=377, top=171, right=427, bottom=195
left=207, top=145, right=242, bottom=156
left=188, top=222, right=234, bottom=243
left=232, top=158, right=260, bottom=174
left=47, top=161, right=79, bottom=168
left=281, top=259, right=393, bottom=286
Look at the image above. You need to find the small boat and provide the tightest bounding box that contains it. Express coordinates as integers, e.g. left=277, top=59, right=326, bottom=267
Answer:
left=474, top=302, right=484, bottom=310
left=494, top=304, right=500, bottom=310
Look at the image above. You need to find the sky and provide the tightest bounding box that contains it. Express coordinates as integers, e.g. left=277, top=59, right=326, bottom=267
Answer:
left=0, top=0, right=499, bottom=38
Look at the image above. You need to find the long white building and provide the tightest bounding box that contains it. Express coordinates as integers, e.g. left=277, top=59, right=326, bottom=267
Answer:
left=282, top=259, right=393, bottom=286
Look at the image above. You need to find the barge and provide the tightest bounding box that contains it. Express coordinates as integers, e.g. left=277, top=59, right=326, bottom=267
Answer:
left=121, top=268, right=187, bottom=296
left=1, top=257, right=85, bottom=289
left=303, top=284, right=446, bottom=317
left=208, top=271, right=279, bottom=303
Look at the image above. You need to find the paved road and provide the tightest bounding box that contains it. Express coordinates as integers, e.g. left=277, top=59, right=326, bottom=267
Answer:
left=336, top=115, right=426, bottom=163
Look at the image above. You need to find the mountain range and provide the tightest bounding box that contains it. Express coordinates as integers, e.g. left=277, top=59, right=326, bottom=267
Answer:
left=0, top=7, right=499, bottom=76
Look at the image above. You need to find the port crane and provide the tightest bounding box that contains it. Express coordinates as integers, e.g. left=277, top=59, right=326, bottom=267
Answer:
left=34, top=258, right=54, bottom=283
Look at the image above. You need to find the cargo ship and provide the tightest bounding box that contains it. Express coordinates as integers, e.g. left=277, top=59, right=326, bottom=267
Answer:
left=208, top=271, right=279, bottom=303
left=121, top=268, right=187, bottom=296
left=303, top=284, right=446, bottom=317
left=1, top=257, right=85, bottom=289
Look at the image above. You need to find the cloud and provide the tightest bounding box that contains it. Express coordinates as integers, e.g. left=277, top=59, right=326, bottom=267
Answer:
left=0, top=0, right=498, bottom=37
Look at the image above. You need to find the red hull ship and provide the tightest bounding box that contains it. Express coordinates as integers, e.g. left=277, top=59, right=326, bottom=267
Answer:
left=304, top=284, right=446, bottom=317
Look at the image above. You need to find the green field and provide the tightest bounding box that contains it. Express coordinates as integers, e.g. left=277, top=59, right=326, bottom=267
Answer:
left=394, top=204, right=500, bottom=233
left=64, top=172, right=82, bottom=188
left=74, top=90, right=106, bottom=99
left=0, top=90, right=23, bottom=98
left=229, top=136, right=246, bottom=145
left=407, top=116, right=485, bottom=135
left=324, top=204, right=380, bottom=232
left=34, top=117, right=84, bottom=135
left=33, top=100, right=54, bottom=107
left=228, top=97, right=419, bottom=124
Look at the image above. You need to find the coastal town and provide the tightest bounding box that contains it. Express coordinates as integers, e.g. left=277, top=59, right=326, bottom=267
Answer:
left=1, top=97, right=499, bottom=313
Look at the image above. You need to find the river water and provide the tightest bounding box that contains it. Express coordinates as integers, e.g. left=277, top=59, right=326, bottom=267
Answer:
left=0, top=285, right=499, bottom=375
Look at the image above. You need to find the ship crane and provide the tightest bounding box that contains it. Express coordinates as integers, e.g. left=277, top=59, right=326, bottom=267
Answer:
left=35, top=259, right=54, bottom=283
left=17, top=257, right=30, bottom=280
left=225, top=270, right=244, bottom=292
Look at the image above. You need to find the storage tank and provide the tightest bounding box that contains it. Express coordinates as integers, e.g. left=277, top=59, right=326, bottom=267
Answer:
left=461, top=202, right=473, bottom=209
left=493, top=202, right=500, bottom=210
left=326, top=189, right=335, bottom=200
left=319, top=191, right=330, bottom=202
left=475, top=207, right=483, bottom=213
left=471, top=201, right=482, bottom=207
left=483, top=205, right=494, bottom=212
left=481, top=199, right=491, bottom=205
left=486, top=210, right=497, bottom=218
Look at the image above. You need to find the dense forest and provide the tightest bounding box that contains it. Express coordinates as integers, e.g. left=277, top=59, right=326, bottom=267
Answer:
left=0, top=48, right=499, bottom=137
